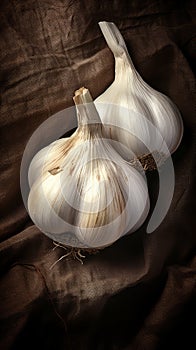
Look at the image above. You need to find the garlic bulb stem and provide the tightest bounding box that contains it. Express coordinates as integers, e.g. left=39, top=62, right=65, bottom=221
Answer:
left=99, top=22, right=136, bottom=78
left=74, top=87, right=101, bottom=126
left=99, top=22, right=129, bottom=59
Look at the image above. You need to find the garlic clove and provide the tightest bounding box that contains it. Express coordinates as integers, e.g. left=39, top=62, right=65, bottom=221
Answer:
left=28, top=172, right=87, bottom=248
left=95, top=21, right=183, bottom=167
left=28, top=138, right=68, bottom=187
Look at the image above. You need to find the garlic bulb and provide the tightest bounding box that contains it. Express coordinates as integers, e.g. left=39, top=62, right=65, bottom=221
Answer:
left=28, top=87, right=149, bottom=249
left=95, top=21, right=183, bottom=166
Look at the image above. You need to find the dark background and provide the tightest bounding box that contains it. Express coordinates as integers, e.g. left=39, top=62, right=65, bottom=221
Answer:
left=0, top=0, right=195, bottom=349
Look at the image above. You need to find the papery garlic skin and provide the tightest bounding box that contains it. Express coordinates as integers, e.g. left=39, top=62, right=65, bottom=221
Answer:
left=28, top=88, right=150, bottom=249
left=95, top=22, right=183, bottom=163
left=28, top=138, right=68, bottom=187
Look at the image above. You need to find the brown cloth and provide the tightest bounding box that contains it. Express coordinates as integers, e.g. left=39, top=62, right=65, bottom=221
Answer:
left=0, top=1, right=196, bottom=349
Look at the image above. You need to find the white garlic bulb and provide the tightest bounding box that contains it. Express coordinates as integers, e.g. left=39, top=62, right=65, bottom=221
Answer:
left=95, top=21, right=183, bottom=165
left=28, top=87, right=150, bottom=249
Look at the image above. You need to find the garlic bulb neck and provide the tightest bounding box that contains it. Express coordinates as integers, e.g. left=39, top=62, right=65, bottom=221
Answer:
left=74, top=87, right=101, bottom=125
left=115, top=56, right=133, bottom=81
left=73, top=87, right=103, bottom=139
left=99, top=21, right=135, bottom=71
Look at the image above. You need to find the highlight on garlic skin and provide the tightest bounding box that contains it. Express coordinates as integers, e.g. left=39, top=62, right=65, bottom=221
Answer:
left=95, top=21, right=184, bottom=168
left=28, top=87, right=150, bottom=249
left=28, top=138, right=68, bottom=187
